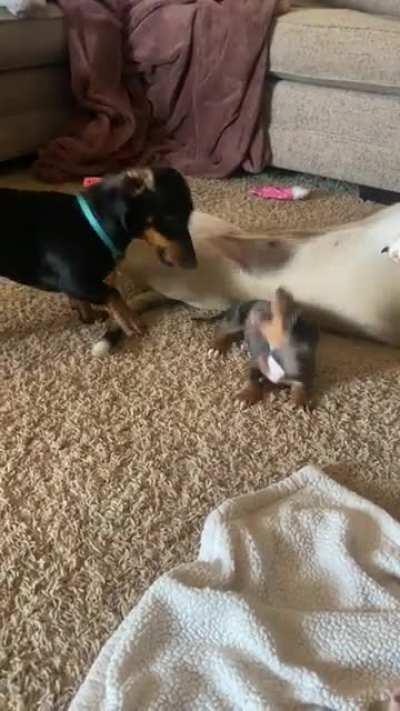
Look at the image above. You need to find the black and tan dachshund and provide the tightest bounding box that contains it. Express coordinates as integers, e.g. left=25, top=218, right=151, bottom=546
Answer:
left=0, top=167, right=196, bottom=338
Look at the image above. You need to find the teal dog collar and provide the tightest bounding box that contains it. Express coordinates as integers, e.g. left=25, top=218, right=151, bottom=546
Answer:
left=76, top=194, right=121, bottom=260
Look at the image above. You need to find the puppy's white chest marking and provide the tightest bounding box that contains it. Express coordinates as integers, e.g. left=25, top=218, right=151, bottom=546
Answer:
left=257, top=353, right=286, bottom=383
left=266, top=355, right=285, bottom=383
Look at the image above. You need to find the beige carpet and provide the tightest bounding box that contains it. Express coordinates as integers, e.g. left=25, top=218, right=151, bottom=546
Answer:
left=1, top=168, right=399, bottom=711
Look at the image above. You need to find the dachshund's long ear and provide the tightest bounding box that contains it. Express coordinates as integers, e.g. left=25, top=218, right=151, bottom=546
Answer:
left=124, top=169, right=155, bottom=196
left=272, top=287, right=300, bottom=330
left=117, top=169, right=155, bottom=233
left=272, top=287, right=294, bottom=319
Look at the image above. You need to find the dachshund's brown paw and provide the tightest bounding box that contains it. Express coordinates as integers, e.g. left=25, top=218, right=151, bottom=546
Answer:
left=69, top=298, right=101, bottom=325
left=77, top=310, right=96, bottom=325
left=124, top=316, right=147, bottom=337
left=106, top=292, right=148, bottom=337
left=236, top=385, right=264, bottom=409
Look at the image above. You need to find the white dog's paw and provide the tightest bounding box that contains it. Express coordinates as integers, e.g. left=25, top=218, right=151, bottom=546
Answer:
left=382, top=238, right=400, bottom=264
left=208, top=348, right=222, bottom=359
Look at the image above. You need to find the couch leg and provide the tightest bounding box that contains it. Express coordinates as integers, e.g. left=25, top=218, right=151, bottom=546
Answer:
left=359, top=186, right=400, bottom=205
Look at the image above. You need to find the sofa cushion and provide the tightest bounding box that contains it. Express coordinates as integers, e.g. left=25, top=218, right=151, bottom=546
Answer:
left=0, top=65, right=71, bottom=118
left=267, top=79, right=400, bottom=192
left=0, top=63, right=72, bottom=161
left=0, top=108, right=72, bottom=161
left=321, top=0, right=400, bottom=18
left=0, top=6, right=67, bottom=72
left=270, top=5, right=400, bottom=95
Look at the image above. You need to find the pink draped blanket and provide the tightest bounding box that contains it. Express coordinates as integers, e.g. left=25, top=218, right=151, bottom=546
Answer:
left=35, top=0, right=280, bottom=182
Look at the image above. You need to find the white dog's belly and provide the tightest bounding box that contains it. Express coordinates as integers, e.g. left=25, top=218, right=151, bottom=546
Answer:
left=244, top=255, right=400, bottom=344
left=237, top=221, right=400, bottom=344
left=123, top=205, right=400, bottom=346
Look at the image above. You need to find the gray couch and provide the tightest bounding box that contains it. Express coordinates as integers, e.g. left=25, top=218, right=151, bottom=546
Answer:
left=1, top=0, right=399, bottom=193
left=0, top=4, right=71, bottom=161
left=268, top=0, right=400, bottom=194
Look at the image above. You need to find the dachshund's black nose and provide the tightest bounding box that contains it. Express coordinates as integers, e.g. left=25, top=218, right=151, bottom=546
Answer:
left=381, top=246, right=389, bottom=253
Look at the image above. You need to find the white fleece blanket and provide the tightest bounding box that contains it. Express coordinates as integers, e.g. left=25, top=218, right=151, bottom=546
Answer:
left=70, top=466, right=400, bottom=711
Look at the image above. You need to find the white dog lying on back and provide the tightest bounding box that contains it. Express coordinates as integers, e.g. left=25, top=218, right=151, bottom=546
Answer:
left=94, top=202, right=400, bottom=355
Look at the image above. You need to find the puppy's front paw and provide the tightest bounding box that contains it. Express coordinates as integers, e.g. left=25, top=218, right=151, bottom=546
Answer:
left=208, top=338, right=231, bottom=358
left=236, top=384, right=264, bottom=409
left=207, top=348, right=222, bottom=359
left=291, top=383, right=314, bottom=411
left=382, top=237, right=400, bottom=264
left=293, top=398, right=314, bottom=413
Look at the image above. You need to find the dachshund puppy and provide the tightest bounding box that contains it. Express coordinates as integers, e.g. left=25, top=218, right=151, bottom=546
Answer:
left=208, top=288, right=319, bottom=409
left=0, top=167, right=196, bottom=340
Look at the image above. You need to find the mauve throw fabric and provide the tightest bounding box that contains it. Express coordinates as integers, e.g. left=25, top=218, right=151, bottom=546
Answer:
left=35, top=0, right=279, bottom=182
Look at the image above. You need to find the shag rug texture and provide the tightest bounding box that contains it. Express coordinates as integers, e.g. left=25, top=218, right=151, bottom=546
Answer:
left=1, top=167, right=399, bottom=710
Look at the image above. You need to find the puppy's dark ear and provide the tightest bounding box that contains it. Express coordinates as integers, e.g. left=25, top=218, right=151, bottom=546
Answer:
left=273, top=287, right=294, bottom=314
left=124, top=169, right=155, bottom=196
left=273, top=287, right=300, bottom=330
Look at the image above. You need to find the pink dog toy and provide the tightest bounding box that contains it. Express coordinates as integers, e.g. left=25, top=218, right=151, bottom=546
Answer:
left=249, top=185, right=310, bottom=201
left=83, top=177, right=102, bottom=188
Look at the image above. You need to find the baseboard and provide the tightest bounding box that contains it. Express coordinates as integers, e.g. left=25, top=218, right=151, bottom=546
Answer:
left=359, top=186, right=400, bottom=205
left=0, top=154, right=36, bottom=174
